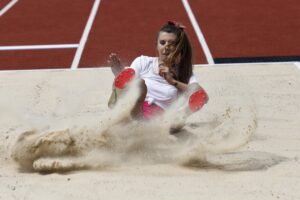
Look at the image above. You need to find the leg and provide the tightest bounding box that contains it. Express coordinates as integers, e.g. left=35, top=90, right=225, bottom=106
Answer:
left=170, top=84, right=208, bottom=133
left=107, top=68, right=147, bottom=120
left=130, top=79, right=147, bottom=119
left=182, top=83, right=209, bottom=117
left=108, top=68, right=135, bottom=108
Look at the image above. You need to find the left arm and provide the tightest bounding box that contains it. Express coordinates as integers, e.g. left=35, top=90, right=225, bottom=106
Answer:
left=159, top=64, right=209, bottom=103
left=158, top=64, right=199, bottom=92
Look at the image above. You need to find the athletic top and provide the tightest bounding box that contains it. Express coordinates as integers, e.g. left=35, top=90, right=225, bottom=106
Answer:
left=130, top=55, right=198, bottom=109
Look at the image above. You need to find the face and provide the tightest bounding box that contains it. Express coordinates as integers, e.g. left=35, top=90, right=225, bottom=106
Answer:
left=157, top=32, right=177, bottom=62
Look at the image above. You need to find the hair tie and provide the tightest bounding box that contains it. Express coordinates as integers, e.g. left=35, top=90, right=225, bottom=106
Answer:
left=167, top=21, right=186, bottom=30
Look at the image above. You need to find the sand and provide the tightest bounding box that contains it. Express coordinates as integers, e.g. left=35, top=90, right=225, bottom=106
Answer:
left=0, top=63, right=299, bottom=199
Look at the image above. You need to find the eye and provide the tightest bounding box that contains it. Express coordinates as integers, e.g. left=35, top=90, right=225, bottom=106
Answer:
left=159, top=40, right=166, bottom=45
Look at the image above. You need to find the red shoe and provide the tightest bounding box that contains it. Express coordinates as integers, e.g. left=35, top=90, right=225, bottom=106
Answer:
left=108, top=68, right=135, bottom=108
left=188, top=89, right=208, bottom=112
left=170, top=89, right=208, bottom=133
left=114, top=68, right=135, bottom=89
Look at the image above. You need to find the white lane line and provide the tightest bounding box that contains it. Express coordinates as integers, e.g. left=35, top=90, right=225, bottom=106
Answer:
left=182, top=0, right=214, bottom=65
left=295, top=62, right=300, bottom=70
left=71, top=0, right=101, bottom=70
left=0, top=44, right=79, bottom=51
left=0, top=0, right=18, bottom=17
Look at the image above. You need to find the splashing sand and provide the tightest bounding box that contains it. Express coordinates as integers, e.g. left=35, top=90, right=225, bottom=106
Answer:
left=11, top=78, right=285, bottom=173
left=2, top=64, right=300, bottom=200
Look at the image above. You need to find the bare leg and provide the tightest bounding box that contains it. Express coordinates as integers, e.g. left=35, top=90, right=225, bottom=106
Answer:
left=108, top=78, right=147, bottom=120
left=130, top=79, right=147, bottom=119
left=180, top=83, right=208, bottom=117
left=108, top=68, right=135, bottom=108
left=107, top=67, right=148, bottom=120
left=170, top=84, right=209, bottom=133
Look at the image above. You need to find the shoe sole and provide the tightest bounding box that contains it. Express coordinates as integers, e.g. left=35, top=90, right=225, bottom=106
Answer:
left=188, top=89, right=208, bottom=112
left=114, top=68, right=135, bottom=89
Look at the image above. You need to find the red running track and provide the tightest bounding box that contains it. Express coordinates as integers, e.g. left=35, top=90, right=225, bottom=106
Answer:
left=0, top=0, right=207, bottom=70
left=0, top=0, right=300, bottom=70
left=0, top=0, right=94, bottom=69
left=0, top=0, right=12, bottom=10
left=79, top=0, right=207, bottom=67
left=190, top=0, right=300, bottom=59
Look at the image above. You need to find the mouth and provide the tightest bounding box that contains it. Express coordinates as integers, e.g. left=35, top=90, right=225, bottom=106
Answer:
left=162, top=51, right=170, bottom=56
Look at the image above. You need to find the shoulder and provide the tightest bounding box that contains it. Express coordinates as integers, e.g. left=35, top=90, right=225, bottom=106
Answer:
left=133, top=55, right=157, bottom=64
left=131, top=55, right=157, bottom=71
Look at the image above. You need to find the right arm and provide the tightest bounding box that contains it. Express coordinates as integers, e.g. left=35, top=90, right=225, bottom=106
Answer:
left=107, top=53, right=124, bottom=77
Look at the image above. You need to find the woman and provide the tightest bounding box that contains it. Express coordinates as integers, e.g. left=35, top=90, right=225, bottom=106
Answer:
left=108, top=21, right=208, bottom=120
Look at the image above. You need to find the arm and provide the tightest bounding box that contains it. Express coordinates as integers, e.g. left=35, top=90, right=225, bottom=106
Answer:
left=158, top=63, right=190, bottom=92
left=159, top=64, right=209, bottom=103
left=107, top=53, right=125, bottom=77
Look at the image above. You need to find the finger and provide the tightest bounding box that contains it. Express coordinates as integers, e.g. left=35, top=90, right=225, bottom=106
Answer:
left=111, top=55, right=117, bottom=60
left=112, top=56, right=120, bottom=62
left=159, top=66, right=166, bottom=70
left=159, top=68, right=169, bottom=74
left=107, top=59, right=113, bottom=64
left=159, top=70, right=163, bottom=77
left=110, top=53, right=118, bottom=60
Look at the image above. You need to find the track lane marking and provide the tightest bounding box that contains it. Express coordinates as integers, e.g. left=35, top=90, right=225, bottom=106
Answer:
left=295, top=62, right=300, bottom=69
left=0, top=44, right=79, bottom=51
left=71, top=0, right=101, bottom=70
left=182, top=0, right=214, bottom=65
left=0, top=0, right=18, bottom=17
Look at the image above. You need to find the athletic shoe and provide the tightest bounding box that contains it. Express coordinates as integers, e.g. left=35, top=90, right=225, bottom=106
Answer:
left=108, top=68, right=135, bottom=108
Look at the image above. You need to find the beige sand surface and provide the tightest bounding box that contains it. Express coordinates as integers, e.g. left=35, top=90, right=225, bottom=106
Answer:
left=0, top=63, right=299, bottom=200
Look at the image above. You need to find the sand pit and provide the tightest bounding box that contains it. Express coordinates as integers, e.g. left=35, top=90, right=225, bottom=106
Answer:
left=0, top=63, right=300, bottom=199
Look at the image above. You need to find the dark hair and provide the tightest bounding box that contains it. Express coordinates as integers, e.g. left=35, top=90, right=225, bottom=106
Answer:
left=157, top=21, right=193, bottom=84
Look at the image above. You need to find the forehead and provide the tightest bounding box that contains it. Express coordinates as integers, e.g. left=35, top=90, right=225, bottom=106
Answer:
left=157, top=32, right=177, bottom=41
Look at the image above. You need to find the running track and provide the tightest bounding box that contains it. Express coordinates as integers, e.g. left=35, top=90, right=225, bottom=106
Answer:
left=0, top=0, right=299, bottom=70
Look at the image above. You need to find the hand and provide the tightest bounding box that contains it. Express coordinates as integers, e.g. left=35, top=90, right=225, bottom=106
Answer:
left=107, top=53, right=124, bottom=76
left=158, top=63, right=176, bottom=85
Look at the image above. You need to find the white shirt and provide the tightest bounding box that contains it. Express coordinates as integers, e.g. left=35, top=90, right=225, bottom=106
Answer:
left=130, top=55, right=198, bottom=109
